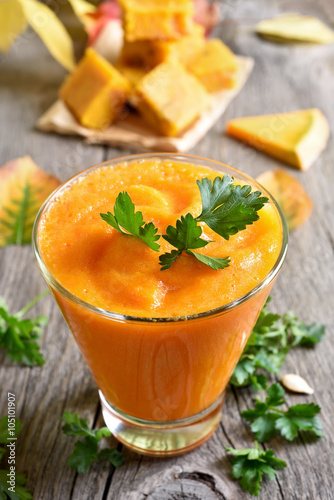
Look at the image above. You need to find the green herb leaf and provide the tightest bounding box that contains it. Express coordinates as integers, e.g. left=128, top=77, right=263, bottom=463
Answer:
left=196, top=176, right=235, bottom=218
left=283, top=313, right=326, bottom=346
left=61, top=411, right=102, bottom=439
left=196, top=176, right=269, bottom=239
left=159, top=250, right=182, bottom=271
left=0, top=470, right=32, bottom=500
left=187, top=250, right=230, bottom=270
left=231, top=298, right=325, bottom=388
left=266, top=382, right=286, bottom=406
left=98, top=448, right=125, bottom=467
left=100, top=192, right=160, bottom=251
left=162, top=213, right=208, bottom=251
left=0, top=416, right=32, bottom=500
left=225, top=442, right=286, bottom=496
left=242, top=384, right=323, bottom=442
left=0, top=292, right=48, bottom=366
left=275, top=403, right=323, bottom=441
left=68, top=437, right=99, bottom=474
left=160, top=213, right=229, bottom=270
left=61, top=412, right=124, bottom=474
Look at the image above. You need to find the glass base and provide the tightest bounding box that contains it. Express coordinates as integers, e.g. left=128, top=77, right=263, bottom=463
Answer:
left=99, top=391, right=225, bottom=457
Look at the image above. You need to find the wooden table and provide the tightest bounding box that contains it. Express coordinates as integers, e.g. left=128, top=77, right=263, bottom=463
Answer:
left=1, top=1, right=333, bottom=498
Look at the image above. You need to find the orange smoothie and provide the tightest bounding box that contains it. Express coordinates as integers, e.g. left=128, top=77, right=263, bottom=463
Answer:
left=35, top=156, right=286, bottom=423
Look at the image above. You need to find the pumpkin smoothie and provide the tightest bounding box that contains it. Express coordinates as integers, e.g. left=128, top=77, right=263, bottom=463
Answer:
left=35, top=155, right=286, bottom=425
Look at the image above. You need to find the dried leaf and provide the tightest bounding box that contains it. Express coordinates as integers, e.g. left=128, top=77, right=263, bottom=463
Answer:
left=256, top=13, right=334, bottom=44
left=281, top=373, right=314, bottom=394
left=18, top=0, right=75, bottom=70
left=257, top=169, right=312, bottom=230
left=0, top=0, right=27, bottom=52
left=68, top=0, right=97, bottom=30
left=0, top=156, right=61, bottom=247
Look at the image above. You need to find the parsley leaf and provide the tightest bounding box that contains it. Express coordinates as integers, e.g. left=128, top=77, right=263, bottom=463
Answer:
left=160, top=213, right=230, bottom=270
left=162, top=213, right=208, bottom=251
left=230, top=298, right=325, bottom=389
left=242, top=383, right=323, bottom=442
left=196, top=176, right=269, bottom=239
left=0, top=291, right=49, bottom=366
left=0, top=416, right=32, bottom=500
left=281, top=311, right=326, bottom=347
left=100, top=192, right=160, bottom=251
left=225, top=441, right=286, bottom=497
left=61, top=412, right=124, bottom=473
left=0, top=470, right=33, bottom=500
left=68, top=437, right=99, bottom=474
left=187, top=251, right=230, bottom=270
left=275, top=403, right=323, bottom=441
left=159, top=249, right=182, bottom=271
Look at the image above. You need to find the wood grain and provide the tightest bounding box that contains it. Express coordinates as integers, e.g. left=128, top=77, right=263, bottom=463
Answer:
left=0, top=1, right=333, bottom=499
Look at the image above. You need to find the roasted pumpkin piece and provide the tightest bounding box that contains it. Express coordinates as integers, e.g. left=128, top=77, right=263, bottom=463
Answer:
left=187, top=39, right=239, bottom=92
left=59, top=48, right=131, bottom=130
left=118, top=23, right=205, bottom=69
left=131, top=60, right=211, bottom=137
left=119, top=0, right=194, bottom=42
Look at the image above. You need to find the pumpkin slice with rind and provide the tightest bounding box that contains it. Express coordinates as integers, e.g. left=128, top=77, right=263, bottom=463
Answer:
left=226, top=109, right=329, bottom=170
left=256, top=13, right=334, bottom=45
left=257, top=169, right=312, bottom=230
left=0, top=156, right=60, bottom=246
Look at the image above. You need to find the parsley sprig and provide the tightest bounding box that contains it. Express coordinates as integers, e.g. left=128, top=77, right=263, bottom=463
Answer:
left=61, top=412, right=124, bottom=473
left=226, top=298, right=325, bottom=495
left=225, top=441, right=287, bottom=497
left=100, top=176, right=268, bottom=270
left=0, top=291, right=49, bottom=366
left=160, top=176, right=268, bottom=270
left=242, top=383, right=323, bottom=442
left=230, top=298, right=325, bottom=390
left=100, top=192, right=160, bottom=251
left=0, top=416, right=32, bottom=500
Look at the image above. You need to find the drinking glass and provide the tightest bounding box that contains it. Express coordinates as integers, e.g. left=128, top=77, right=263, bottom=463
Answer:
left=33, top=154, right=288, bottom=456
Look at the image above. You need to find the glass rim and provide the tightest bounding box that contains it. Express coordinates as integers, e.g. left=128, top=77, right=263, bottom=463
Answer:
left=32, top=152, right=288, bottom=324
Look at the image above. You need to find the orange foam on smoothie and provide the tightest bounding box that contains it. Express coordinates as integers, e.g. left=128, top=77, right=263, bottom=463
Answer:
left=38, top=158, right=282, bottom=318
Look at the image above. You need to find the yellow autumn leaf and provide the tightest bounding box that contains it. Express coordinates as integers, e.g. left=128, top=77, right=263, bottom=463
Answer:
left=68, top=0, right=97, bottom=29
left=0, top=156, right=61, bottom=246
left=257, top=169, right=313, bottom=231
left=17, top=0, right=75, bottom=71
left=0, top=0, right=27, bottom=52
left=256, top=13, right=334, bottom=44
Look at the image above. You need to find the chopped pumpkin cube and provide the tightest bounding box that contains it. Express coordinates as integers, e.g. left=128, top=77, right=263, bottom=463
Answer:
left=59, top=48, right=131, bottom=130
left=118, top=24, right=205, bottom=69
left=114, top=63, right=149, bottom=89
left=131, top=60, right=211, bottom=137
left=187, top=39, right=239, bottom=92
left=119, top=0, right=194, bottom=42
